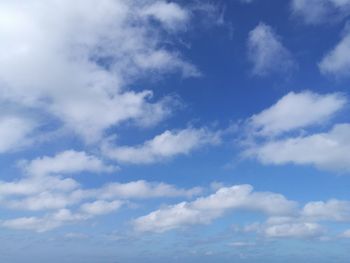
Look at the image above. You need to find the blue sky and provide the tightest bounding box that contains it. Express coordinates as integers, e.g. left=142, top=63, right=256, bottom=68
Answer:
left=1, top=0, right=350, bottom=262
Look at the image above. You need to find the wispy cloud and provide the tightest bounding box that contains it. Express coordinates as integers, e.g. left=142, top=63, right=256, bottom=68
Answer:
left=247, top=22, right=296, bottom=76
left=291, top=0, right=350, bottom=24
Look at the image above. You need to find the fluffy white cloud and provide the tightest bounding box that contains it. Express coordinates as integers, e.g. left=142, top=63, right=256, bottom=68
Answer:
left=243, top=91, right=350, bottom=173
left=247, top=124, right=350, bottom=172
left=0, top=0, right=197, bottom=143
left=0, top=175, right=83, bottom=211
left=247, top=22, right=295, bottom=76
left=133, top=184, right=297, bottom=233
left=0, top=114, right=36, bottom=153
left=21, top=150, right=117, bottom=176
left=291, top=0, right=350, bottom=24
left=302, top=199, right=350, bottom=221
left=319, top=27, right=350, bottom=77
left=102, top=128, right=221, bottom=164
left=248, top=91, right=346, bottom=137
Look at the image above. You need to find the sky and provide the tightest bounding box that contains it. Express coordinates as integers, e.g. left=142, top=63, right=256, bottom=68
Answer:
left=1, top=0, right=350, bottom=262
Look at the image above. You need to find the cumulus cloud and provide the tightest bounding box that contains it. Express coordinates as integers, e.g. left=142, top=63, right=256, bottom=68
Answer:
left=243, top=91, right=350, bottom=173
left=248, top=91, right=346, bottom=137
left=0, top=174, right=84, bottom=211
left=291, top=0, right=350, bottom=24
left=0, top=147, right=202, bottom=221
left=133, top=184, right=297, bottom=233
left=246, top=197, right=350, bottom=239
left=241, top=197, right=350, bottom=239
left=21, top=150, right=117, bottom=177
left=0, top=178, right=202, bottom=230
left=0, top=0, right=198, bottom=143
left=247, top=124, right=350, bottom=172
left=247, top=22, right=295, bottom=76
left=102, top=127, right=221, bottom=164
left=0, top=176, right=200, bottom=212
left=302, top=199, right=350, bottom=221
left=319, top=26, right=350, bottom=77
left=0, top=114, right=36, bottom=153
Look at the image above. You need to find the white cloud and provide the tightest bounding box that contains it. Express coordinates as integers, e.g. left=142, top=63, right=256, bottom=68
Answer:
left=302, top=199, right=350, bottom=221
left=247, top=22, right=295, bottom=76
left=1, top=209, right=88, bottom=232
left=0, top=177, right=200, bottom=213
left=140, top=1, right=190, bottom=31
left=0, top=167, right=205, bottom=230
left=243, top=91, right=350, bottom=173
left=133, top=184, right=297, bottom=233
left=2, top=216, right=59, bottom=232
left=291, top=0, right=350, bottom=24
left=0, top=175, right=83, bottom=211
left=0, top=0, right=197, bottom=143
left=4, top=189, right=91, bottom=211
left=247, top=124, right=350, bottom=172
left=0, top=200, right=123, bottom=233
left=248, top=91, right=346, bottom=137
left=0, top=114, right=36, bottom=153
left=319, top=27, right=350, bottom=77
left=263, top=222, right=324, bottom=238
left=245, top=217, right=325, bottom=239
left=80, top=200, right=123, bottom=216
left=0, top=175, right=79, bottom=197
left=99, top=180, right=202, bottom=199
left=21, top=150, right=117, bottom=176
left=0, top=148, right=203, bottom=215
left=102, top=128, right=221, bottom=164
